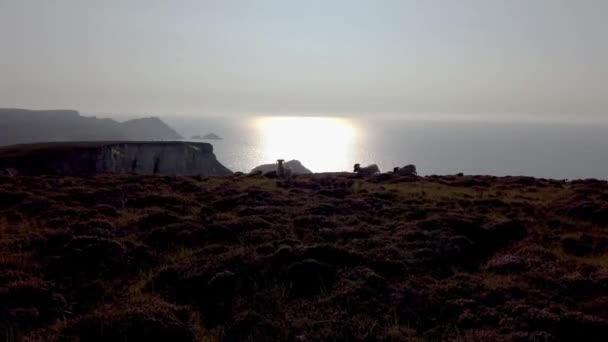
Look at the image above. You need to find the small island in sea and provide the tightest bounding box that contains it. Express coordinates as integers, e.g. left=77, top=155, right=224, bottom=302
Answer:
left=191, top=133, right=222, bottom=140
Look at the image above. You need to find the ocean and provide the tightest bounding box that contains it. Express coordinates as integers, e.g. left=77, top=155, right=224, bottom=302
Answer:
left=164, top=116, right=608, bottom=180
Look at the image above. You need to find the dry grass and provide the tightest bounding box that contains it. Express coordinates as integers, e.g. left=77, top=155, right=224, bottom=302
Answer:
left=0, top=174, right=607, bottom=341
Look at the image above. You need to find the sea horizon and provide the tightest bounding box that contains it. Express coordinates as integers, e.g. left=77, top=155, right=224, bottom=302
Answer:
left=152, top=115, right=608, bottom=180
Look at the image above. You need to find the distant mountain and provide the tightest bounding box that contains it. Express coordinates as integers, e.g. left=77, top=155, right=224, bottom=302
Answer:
left=202, top=133, right=222, bottom=140
left=0, top=108, right=183, bottom=146
left=120, top=117, right=183, bottom=141
left=191, top=133, right=222, bottom=140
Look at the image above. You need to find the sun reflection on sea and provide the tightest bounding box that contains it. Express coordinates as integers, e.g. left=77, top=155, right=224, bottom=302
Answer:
left=254, top=116, right=358, bottom=172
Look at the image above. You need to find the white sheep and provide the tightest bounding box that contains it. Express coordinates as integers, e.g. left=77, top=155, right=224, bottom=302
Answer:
left=354, top=163, right=380, bottom=176
left=277, top=159, right=292, bottom=178
left=393, top=164, right=417, bottom=176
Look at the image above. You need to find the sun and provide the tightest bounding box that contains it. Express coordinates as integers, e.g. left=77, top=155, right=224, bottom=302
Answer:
left=254, top=116, right=358, bottom=172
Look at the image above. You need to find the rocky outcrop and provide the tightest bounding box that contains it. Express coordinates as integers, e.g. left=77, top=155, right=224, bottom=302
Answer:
left=0, top=141, right=232, bottom=176
left=250, top=160, right=312, bottom=175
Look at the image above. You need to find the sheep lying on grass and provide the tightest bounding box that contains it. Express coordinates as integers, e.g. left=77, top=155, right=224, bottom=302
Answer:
left=393, top=164, right=417, bottom=176
left=354, top=163, right=380, bottom=176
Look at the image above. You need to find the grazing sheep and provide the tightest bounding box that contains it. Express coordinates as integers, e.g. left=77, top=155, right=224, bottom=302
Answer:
left=354, top=163, right=380, bottom=176
left=394, top=164, right=417, bottom=176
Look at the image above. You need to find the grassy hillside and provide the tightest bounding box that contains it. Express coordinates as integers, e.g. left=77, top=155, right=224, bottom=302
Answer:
left=1, top=174, right=607, bottom=341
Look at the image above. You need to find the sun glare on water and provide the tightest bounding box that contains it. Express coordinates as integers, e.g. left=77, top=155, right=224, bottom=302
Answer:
left=254, top=116, right=358, bottom=172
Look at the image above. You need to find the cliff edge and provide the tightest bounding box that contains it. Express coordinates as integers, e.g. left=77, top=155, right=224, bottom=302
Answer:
left=0, top=141, right=232, bottom=176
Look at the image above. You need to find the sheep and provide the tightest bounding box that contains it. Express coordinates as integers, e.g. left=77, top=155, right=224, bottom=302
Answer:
left=277, top=159, right=285, bottom=177
left=393, top=164, right=417, bottom=176
left=277, top=159, right=292, bottom=179
left=354, top=163, right=380, bottom=176
left=251, top=160, right=312, bottom=175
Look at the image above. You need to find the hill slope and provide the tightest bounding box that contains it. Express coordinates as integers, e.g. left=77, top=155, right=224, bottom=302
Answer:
left=1, top=174, right=607, bottom=341
left=0, top=108, right=183, bottom=145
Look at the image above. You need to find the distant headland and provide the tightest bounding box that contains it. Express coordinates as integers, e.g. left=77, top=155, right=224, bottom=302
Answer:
left=191, top=133, right=222, bottom=140
left=0, top=108, right=183, bottom=146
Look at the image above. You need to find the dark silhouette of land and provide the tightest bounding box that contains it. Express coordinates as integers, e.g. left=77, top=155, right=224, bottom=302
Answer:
left=1, top=173, right=607, bottom=341
left=0, top=141, right=232, bottom=176
left=202, top=133, right=222, bottom=140
left=0, top=108, right=183, bottom=146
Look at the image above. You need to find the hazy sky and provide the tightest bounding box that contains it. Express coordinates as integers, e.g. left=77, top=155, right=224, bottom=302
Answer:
left=0, top=0, right=606, bottom=118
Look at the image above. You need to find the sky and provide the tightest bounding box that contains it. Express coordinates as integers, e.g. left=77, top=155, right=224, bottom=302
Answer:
left=0, top=0, right=606, bottom=119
